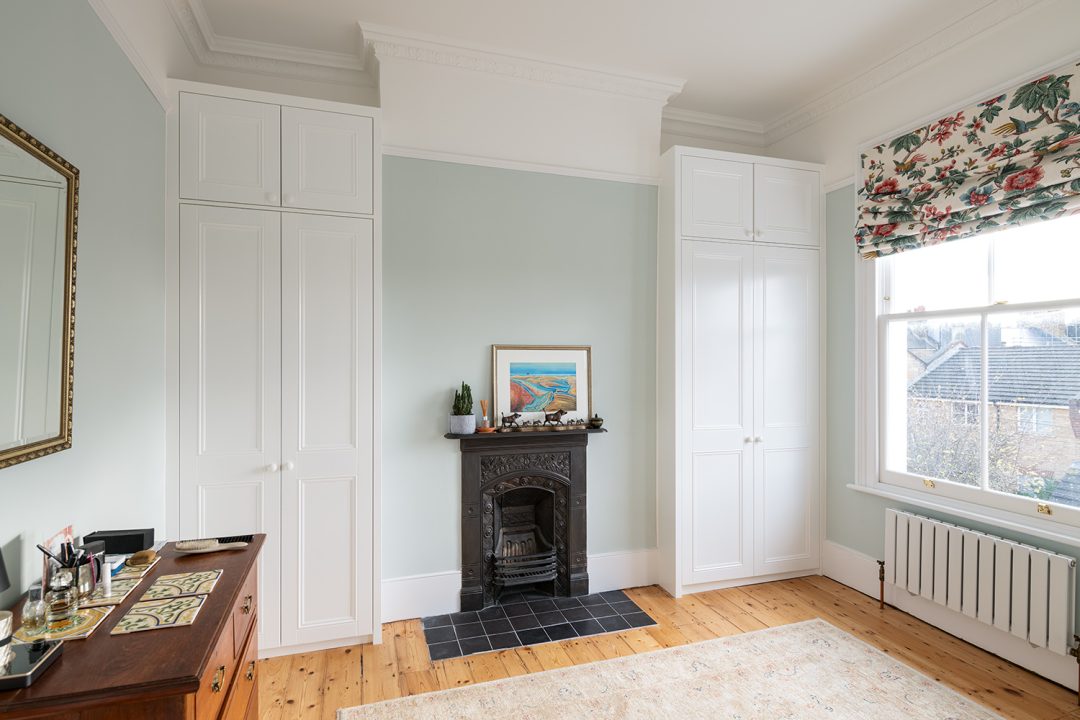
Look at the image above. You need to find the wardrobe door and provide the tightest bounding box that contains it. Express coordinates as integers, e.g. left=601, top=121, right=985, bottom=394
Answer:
left=681, top=240, right=755, bottom=585
left=753, top=165, right=819, bottom=247
left=179, top=93, right=281, bottom=206
left=680, top=156, right=754, bottom=241
left=179, top=204, right=282, bottom=650
left=281, top=107, right=373, bottom=214
left=280, top=213, right=373, bottom=645
left=753, top=245, right=820, bottom=575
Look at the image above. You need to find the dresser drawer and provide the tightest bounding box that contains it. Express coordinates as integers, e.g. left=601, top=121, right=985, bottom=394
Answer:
left=232, top=565, right=257, bottom=653
left=222, top=619, right=259, bottom=720
left=196, top=614, right=236, bottom=720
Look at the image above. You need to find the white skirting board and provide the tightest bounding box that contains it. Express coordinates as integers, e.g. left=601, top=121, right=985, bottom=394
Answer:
left=381, top=548, right=659, bottom=623
left=822, top=540, right=1078, bottom=690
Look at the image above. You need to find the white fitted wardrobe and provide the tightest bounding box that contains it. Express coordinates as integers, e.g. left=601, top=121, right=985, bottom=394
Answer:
left=658, top=146, right=823, bottom=597
left=168, top=81, right=381, bottom=654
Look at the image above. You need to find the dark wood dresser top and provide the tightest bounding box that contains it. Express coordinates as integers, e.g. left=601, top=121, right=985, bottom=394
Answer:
left=0, top=535, right=264, bottom=715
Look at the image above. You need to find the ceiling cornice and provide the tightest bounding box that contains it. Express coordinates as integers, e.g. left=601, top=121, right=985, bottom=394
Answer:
left=361, top=23, right=685, bottom=103
left=762, top=0, right=1049, bottom=144
left=166, top=0, right=375, bottom=87
left=660, top=107, right=766, bottom=148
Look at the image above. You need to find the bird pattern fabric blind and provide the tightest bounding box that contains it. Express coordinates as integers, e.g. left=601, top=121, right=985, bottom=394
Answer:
left=857, top=60, right=1080, bottom=258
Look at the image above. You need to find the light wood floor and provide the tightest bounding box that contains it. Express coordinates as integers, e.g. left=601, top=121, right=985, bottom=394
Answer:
left=258, top=576, right=1079, bottom=719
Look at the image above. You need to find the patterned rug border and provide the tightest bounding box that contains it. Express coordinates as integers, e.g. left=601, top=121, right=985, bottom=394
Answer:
left=337, top=618, right=1001, bottom=719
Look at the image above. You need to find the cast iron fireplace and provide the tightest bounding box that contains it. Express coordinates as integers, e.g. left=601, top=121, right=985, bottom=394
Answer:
left=451, top=431, right=595, bottom=611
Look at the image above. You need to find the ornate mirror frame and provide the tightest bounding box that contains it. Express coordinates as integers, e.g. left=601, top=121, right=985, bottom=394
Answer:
left=0, top=113, right=79, bottom=469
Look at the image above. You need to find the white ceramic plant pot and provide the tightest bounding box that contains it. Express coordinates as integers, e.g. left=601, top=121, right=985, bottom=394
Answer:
left=449, top=414, right=476, bottom=435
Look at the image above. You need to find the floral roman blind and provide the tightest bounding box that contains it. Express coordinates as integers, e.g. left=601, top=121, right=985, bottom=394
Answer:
left=857, top=60, right=1080, bottom=258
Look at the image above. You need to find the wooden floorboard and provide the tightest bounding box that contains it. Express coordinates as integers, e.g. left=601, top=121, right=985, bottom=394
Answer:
left=257, top=577, right=1077, bottom=719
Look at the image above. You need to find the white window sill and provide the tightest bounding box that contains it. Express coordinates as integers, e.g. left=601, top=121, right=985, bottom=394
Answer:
left=846, top=482, right=1080, bottom=551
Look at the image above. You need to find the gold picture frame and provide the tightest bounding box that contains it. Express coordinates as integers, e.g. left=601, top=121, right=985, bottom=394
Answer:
left=0, top=113, right=79, bottom=469
left=492, top=345, right=592, bottom=424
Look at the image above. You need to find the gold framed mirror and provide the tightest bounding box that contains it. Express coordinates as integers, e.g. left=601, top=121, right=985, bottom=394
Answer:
left=0, top=113, right=78, bottom=469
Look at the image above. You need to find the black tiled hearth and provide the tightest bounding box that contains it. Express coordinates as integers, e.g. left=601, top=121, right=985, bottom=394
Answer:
left=420, top=590, right=656, bottom=659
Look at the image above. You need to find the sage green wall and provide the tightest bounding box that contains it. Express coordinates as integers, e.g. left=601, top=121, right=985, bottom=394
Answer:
left=383, top=157, right=657, bottom=578
left=0, top=2, right=166, bottom=609
left=825, top=186, right=1080, bottom=623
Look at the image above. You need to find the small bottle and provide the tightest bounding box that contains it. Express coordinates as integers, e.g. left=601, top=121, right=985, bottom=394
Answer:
left=21, top=585, right=47, bottom=634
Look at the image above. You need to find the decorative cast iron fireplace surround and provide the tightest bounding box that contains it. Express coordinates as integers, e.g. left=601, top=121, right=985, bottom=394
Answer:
left=449, top=430, right=602, bottom=611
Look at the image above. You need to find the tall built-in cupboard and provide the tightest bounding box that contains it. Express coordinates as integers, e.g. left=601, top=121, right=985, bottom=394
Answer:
left=658, top=147, right=823, bottom=597
left=170, top=82, right=380, bottom=653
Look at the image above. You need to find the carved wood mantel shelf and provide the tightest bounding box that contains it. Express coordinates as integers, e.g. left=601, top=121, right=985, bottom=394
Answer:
left=446, top=429, right=606, bottom=611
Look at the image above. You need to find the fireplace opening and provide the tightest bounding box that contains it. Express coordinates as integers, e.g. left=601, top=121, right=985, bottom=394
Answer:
left=492, top=487, right=557, bottom=599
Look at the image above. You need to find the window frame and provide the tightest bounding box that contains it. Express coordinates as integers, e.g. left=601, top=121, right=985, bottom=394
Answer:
left=855, top=233, right=1080, bottom=546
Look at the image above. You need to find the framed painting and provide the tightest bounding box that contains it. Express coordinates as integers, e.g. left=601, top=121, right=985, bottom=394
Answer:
left=492, top=345, right=591, bottom=424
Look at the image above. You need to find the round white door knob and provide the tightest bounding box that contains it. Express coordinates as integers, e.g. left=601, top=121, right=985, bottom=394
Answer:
left=283, top=194, right=296, bottom=205
left=755, top=229, right=764, bottom=237
left=744, top=436, right=752, bottom=443
left=266, top=192, right=280, bottom=204
left=743, top=228, right=752, bottom=237
left=266, top=463, right=279, bottom=473
left=283, top=461, right=295, bottom=471
left=754, top=436, right=763, bottom=443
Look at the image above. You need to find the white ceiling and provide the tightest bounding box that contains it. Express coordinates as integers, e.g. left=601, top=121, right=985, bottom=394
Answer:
left=201, top=0, right=996, bottom=122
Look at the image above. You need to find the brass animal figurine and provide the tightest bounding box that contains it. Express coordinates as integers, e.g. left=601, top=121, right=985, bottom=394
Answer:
left=543, top=409, right=568, bottom=426
left=501, top=412, right=522, bottom=428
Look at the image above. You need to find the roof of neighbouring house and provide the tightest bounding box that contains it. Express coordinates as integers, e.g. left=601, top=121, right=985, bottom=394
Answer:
left=909, top=346, right=1080, bottom=407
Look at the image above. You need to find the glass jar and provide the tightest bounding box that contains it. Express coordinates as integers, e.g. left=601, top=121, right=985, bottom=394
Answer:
left=21, top=585, right=47, bottom=634
left=45, top=570, right=77, bottom=624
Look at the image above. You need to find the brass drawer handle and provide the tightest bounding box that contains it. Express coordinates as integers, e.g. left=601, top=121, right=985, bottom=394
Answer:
left=211, top=665, right=226, bottom=693
left=246, top=660, right=255, bottom=681
left=242, top=595, right=253, bottom=615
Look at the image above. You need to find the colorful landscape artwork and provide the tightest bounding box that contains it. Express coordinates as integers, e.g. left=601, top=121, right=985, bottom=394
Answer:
left=509, top=362, right=577, bottom=413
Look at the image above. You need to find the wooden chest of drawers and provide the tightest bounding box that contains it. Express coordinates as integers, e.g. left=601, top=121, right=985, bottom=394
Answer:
left=0, top=536, right=264, bottom=720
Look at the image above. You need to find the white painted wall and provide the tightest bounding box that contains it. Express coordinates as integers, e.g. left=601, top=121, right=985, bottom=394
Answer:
left=766, top=0, right=1080, bottom=186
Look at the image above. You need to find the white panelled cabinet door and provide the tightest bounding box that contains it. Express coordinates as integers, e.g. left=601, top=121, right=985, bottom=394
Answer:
left=680, top=156, right=754, bottom=241
left=280, top=213, right=374, bottom=645
left=753, top=245, right=820, bottom=575
left=179, top=204, right=283, bottom=650
left=753, top=165, right=819, bottom=247
left=281, top=108, right=374, bottom=215
left=179, top=93, right=281, bottom=206
left=681, top=241, right=755, bottom=585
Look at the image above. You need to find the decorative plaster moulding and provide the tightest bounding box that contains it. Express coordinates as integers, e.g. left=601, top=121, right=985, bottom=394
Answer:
left=360, top=23, right=685, bottom=103
left=166, top=0, right=375, bottom=87
left=151, top=0, right=1045, bottom=150
left=660, top=106, right=767, bottom=148
left=763, top=0, right=1050, bottom=144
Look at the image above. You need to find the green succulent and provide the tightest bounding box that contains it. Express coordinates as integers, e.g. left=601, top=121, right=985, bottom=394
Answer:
left=452, top=382, right=473, bottom=416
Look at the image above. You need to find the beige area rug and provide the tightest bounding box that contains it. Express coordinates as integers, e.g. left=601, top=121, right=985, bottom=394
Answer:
left=338, top=619, right=1000, bottom=719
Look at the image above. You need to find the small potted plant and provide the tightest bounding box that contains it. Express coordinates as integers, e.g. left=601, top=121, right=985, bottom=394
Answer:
left=449, top=382, right=476, bottom=435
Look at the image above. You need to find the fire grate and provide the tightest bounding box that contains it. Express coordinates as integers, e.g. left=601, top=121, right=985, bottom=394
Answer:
left=493, top=521, right=556, bottom=588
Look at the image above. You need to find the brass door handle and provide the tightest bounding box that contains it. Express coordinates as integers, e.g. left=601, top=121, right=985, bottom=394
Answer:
left=246, top=660, right=255, bottom=681
left=242, top=595, right=253, bottom=614
left=211, top=665, right=226, bottom=693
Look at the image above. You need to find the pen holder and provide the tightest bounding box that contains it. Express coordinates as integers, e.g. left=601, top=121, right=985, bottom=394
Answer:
left=74, top=554, right=103, bottom=600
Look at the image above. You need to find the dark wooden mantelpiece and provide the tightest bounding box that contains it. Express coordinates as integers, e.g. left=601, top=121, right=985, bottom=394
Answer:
left=449, top=429, right=605, bottom=610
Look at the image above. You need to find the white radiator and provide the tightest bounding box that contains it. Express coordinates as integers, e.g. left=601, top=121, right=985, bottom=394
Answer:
left=884, top=509, right=1076, bottom=656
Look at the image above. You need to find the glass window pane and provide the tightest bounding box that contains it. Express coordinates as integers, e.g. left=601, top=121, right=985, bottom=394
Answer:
left=885, top=235, right=989, bottom=314
left=987, top=308, right=1080, bottom=509
left=993, top=214, right=1080, bottom=305
left=885, top=316, right=982, bottom=487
